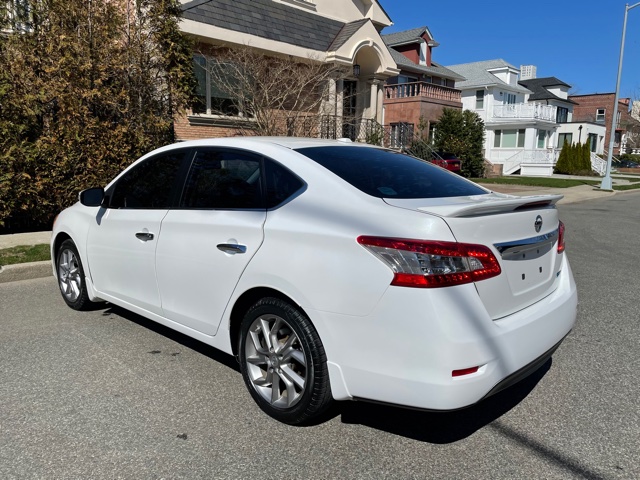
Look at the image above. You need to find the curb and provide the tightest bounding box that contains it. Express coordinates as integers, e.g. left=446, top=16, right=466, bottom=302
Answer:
left=0, top=261, right=53, bottom=284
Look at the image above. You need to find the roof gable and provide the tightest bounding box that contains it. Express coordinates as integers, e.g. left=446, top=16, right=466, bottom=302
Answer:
left=446, top=59, right=531, bottom=93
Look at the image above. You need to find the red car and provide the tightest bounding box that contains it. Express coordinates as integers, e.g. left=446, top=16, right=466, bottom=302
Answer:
left=431, top=152, right=461, bottom=173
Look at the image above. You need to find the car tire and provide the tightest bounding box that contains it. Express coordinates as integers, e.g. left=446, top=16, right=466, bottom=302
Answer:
left=238, top=297, right=333, bottom=425
left=56, top=239, right=97, bottom=311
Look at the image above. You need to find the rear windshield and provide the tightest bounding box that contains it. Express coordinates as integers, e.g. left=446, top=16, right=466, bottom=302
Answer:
left=295, top=146, right=486, bottom=199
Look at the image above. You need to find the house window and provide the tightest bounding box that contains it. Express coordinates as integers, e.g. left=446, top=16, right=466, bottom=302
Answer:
left=476, top=90, right=485, bottom=109
left=191, top=54, right=246, bottom=117
left=596, top=108, right=606, bottom=123
left=506, top=93, right=516, bottom=104
left=537, top=129, right=547, bottom=148
left=390, top=122, right=414, bottom=148
left=556, top=107, right=569, bottom=123
left=494, top=129, right=525, bottom=148
left=588, top=133, right=597, bottom=152
left=419, top=40, right=427, bottom=66
left=557, top=132, right=573, bottom=147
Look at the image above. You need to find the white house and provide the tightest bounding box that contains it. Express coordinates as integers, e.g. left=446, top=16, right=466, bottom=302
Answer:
left=447, top=60, right=561, bottom=175
left=446, top=60, right=605, bottom=176
left=520, top=77, right=606, bottom=159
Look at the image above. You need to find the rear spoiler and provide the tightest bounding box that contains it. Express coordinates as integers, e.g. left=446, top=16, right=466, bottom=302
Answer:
left=417, top=194, right=564, bottom=218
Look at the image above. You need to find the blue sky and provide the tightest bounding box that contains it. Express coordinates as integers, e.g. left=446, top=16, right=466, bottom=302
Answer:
left=381, top=0, right=640, bottom=99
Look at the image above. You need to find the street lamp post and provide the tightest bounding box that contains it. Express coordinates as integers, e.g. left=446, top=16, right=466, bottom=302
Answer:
left=601, top=2, right=640, bottom=190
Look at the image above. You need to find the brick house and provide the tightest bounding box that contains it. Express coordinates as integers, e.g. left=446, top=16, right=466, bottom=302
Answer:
left=177, top=0, right=399, bottom=141
left=569, top=93, right=633, bottom=156
left=381, top=27, right=464, bottom=146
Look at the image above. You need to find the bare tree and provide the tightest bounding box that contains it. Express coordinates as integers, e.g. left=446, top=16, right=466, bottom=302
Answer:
left=195, top=45, right=350, bottom=136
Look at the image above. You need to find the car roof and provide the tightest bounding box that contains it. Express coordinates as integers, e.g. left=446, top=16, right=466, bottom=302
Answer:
left=166, top=137, right=377, bottom=151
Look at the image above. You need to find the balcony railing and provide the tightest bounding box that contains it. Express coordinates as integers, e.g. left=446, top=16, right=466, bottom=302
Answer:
left=492, top=103, right=557, bottom=122
left=385, top=82, right=462, bottom=103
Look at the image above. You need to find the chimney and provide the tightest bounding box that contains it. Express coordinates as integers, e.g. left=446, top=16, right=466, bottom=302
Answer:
left=520, top=65, right=537, bottom=80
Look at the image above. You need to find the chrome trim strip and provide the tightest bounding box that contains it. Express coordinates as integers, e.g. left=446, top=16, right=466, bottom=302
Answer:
left=494, top=228, right=558, bottom=257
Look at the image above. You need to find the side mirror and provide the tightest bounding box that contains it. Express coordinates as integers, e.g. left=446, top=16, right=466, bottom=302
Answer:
left=79, top=187, right=105, bottom=207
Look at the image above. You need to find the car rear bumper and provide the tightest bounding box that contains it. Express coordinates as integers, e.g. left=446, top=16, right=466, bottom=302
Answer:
left=313, top=254, right=577, bottom=410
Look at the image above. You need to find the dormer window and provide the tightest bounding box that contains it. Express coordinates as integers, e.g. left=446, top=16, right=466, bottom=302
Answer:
left=419, top=40, right=427, bottom=66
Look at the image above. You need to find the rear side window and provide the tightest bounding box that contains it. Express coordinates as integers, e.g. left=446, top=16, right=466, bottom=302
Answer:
left=264, top=159, right=304, bottom=208
left=110, top=151, right=186, bottom=209
left=181, top=149, right=263, bottom=209
left=295, top=146, right=485, bottom=199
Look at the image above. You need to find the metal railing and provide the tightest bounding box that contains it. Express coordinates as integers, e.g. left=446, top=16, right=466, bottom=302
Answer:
left=492, top=104, right=557, bottom=122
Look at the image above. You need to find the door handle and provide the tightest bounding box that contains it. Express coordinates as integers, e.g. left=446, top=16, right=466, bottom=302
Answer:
left=135, top=232, right=154, bottom=241
left=217, top=243, right=247, bottom=254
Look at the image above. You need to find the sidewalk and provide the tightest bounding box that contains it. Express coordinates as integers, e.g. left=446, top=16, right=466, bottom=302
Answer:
left=0, top=231, right=52, bottom=284
left=2, top=177, right=639, bottom=284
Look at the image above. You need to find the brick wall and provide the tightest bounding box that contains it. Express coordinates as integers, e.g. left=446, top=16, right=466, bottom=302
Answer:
left=570, top=93, right=632, bottom=154
left=384, top=97, right=462, bottom=131
left=173, top=114, right=242, bottom=141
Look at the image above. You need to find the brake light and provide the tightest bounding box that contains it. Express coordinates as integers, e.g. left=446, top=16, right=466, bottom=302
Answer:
left=557, top=221, right=565, bottom=253
left=357, top=236, right=501, bottom=288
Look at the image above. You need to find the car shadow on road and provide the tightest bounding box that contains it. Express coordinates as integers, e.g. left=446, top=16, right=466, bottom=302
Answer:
left=102, top=304, right=241, bottom=373
left=338, top=359, right=551, bottom=444
left=101, top=303, right=549, bottom=443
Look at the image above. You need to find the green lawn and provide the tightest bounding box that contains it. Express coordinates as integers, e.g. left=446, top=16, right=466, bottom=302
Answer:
left=471, top=177, right=600, bottom=188
left=0, top=244, right=51, bottom=266
left=613, top=183, right=640, bottom=191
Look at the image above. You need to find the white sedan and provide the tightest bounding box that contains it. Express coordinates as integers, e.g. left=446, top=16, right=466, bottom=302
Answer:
left=52, top=137, right=577, bottom=425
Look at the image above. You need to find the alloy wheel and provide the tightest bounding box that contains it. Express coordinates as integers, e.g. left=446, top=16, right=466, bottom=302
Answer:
left=244, top=314, right=307, bottom=409
left=58, top=248, right=82, bottom=302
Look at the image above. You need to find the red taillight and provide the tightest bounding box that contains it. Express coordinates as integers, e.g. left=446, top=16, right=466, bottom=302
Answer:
left=557, top=221, right=565, bottom=253
left=357, top=236, right=501, bottom=288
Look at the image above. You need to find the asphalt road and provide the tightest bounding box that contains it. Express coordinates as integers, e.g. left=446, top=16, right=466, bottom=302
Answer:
left=1, top=192, right=639, bottom=479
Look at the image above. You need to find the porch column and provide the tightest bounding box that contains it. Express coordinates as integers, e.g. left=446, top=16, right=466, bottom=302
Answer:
left=369, top=81, right=378, bottom=121
left=376, top=81, right=384, bottom=124
left=335, top=79, right=344, bottom=117
left=323, top=78, right=338, bottom=116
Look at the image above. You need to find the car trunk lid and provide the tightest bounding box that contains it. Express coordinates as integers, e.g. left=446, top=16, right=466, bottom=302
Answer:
left=385, top=193, right=565, bottom=319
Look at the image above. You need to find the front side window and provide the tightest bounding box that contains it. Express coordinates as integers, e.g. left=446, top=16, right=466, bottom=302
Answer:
left=110, top=151, right=187, bottom=209
left=596, top=108, right=606, bottom=123
left=506, top=93, right=516, bottom=105
left=181, top=149, right=262, bottom=209
left=295, top=146, right=486, bottom=199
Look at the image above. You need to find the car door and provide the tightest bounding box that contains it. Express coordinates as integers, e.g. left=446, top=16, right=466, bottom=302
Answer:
left=86, top=149, right=189, bottom=315
left=155, top=148, right=267, bottom=335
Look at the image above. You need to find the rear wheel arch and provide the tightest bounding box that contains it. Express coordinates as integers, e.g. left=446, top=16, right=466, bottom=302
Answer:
left=229, top=287, right=312, bottom=358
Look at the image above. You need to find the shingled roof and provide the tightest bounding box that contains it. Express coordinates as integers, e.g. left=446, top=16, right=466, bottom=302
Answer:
left=518, top=77, right=577, bottom=104
left=388, top=49, right=465, bottom=81
left=328, top=19, right=370, bottom=51
left=447, top=59, right=531, bottom=94
left=382, top=27, right=429, bottom=47
left=181, top=0, right=345, bottom=51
